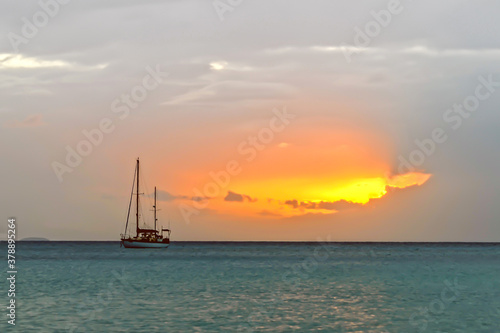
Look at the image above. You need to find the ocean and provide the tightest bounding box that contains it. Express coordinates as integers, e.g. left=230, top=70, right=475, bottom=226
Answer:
left=1, top=242, right=499, bottom=332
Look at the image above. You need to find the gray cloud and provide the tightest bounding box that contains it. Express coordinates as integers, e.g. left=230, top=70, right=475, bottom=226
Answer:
left=224, top=191, right=257, bottom=203
left=284, top=199, right=362, bottom=211
left=151, top=190, right=207, bottom=203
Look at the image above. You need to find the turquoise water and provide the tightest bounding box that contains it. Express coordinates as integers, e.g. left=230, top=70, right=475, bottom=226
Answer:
left=1, top=242, right=499, bottom=332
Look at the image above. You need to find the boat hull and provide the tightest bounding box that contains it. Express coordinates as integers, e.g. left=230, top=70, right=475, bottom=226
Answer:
left=122, top=240, right=170, bottom=248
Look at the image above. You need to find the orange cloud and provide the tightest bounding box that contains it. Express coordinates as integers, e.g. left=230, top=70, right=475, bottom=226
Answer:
left=386, top=172, right=431, bottom=189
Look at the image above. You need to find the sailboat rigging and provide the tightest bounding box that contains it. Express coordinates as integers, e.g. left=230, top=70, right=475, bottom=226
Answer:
left=120, top=158, right=171, bottom=248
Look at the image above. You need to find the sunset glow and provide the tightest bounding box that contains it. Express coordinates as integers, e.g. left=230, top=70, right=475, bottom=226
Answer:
left=199, top=171, right=431, bottom=218
left=158, top=124, right=433, bottom=220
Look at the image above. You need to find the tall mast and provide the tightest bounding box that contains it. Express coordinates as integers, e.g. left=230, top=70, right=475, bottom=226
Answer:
left=154, top=186, right=157, bottom=231
left=136, top=157, right=140, bottom=237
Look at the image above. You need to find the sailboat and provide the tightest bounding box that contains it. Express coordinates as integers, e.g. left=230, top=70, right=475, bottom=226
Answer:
left=120, top=158, right=171, bottom=248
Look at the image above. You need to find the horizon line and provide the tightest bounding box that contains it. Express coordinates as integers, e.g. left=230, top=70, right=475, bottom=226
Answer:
left=7, top=240, right=500, bottom=244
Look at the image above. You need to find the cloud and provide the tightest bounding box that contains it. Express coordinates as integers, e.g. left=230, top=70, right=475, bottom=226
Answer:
left=0, top=53, right=69, bottom=69
left=316, top=200, right=363, bottom=210
left=284, top=199, right=361, bottom=211
left=386, top=173, right=431, bottom=189
left=209, top=61, right=254, bottom=72
left=4, top=114, right=45, bottom=128
left=283, top=181, right=428, bottom=214
left=162, top=80, right=295, bottom=106
left=400, top=46, right=500, bottom=58
left=224, top=191, right=257, bottom=203
left=154, top=190, right=208, bottom=202
left=284, top=200, right=299, bottom=208
left=264, top=45, right=500, bottom=59
left=0, top=53, right=107, bottom=70
left=155, top=190, right=182, bottom=201
left=210, top=61, right=227, bottom=71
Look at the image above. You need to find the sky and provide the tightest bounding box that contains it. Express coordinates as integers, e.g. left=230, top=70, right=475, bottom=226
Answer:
left=1, top=0, right=499, bottom=241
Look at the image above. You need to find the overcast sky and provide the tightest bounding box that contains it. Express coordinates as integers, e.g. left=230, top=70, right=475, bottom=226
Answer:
left=1, top=0, right=499, bottom=241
